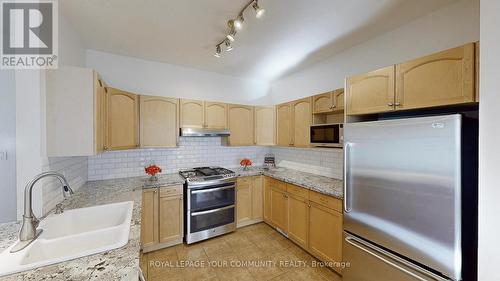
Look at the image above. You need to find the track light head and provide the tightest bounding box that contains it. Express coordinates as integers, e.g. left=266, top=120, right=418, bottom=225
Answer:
left=234, top=15, right=244, bottom=30
left=224, top=39, right=233, bottom=52
left=226, top=20, right=237, bottom=42
left=252, top=1, right=265, bottom=18
left=214, top=45, right=222, bottom=58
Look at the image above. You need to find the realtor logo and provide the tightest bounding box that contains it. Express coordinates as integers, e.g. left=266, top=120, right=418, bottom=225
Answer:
left=1, top=0, right=58, bottom=69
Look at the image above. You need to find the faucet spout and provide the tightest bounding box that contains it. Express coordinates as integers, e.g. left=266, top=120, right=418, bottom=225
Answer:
left=11, top=172, right=73, bottom=253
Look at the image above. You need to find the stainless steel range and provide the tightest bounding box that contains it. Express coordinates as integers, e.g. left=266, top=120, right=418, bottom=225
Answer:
left=179, top=167, right=237, bottom=244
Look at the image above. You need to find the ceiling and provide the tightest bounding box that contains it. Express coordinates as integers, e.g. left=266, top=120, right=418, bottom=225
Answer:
left=61, top=0, right=454, bottom=81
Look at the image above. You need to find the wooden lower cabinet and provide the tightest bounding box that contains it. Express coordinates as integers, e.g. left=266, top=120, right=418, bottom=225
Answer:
left=263, top=176, right=343, bottom=273
left=271, top=186, right=289, bottom=233
left=141, top=185, right=184, bottom=252
left=158, top=194, right=183, bottom=244
left=288, top=193, right=309, bottom=249
left=141, top=188, right=159, bottom=249
left=309, top=201, right=343, bottom=273
left=237, top=176, right=264, bottom=228
left=263, top=177, right=272, bottom=224
left=237, top=177, right=253, bottom=226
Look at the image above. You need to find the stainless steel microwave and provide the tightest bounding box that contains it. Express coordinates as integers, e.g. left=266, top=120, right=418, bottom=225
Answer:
left=310, top=123, right=343, bottom=147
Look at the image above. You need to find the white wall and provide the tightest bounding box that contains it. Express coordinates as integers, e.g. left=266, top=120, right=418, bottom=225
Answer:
left=478, top=0, right=500, bottom=280
left=86, top=50, right=271, bottom=105
left=59, top=11, right=86, bottom=66
left=269, top=0, right=479, bottom=103
left=0, top=70, right=17, bottom=223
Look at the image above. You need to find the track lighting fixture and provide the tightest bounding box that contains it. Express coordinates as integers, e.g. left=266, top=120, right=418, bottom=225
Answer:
left=253, top=1, right=265, bottom=18
left=214, top=44, right=222, bottom=58
left=212, top=0, right=265, bottom=57
left=225, top=39, right=233, bottom=52
left=233, top=15, right=244, bottom=30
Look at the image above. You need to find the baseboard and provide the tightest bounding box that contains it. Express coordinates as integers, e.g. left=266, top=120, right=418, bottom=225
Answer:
left=141, top=238, right=183, bottom=253
left=237, top=218, right=263, bottom=228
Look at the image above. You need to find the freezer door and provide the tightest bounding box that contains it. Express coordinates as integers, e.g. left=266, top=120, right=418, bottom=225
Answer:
left=344, top=115, right=461, bottom=280
left=343, top=233, right=450, bottom=281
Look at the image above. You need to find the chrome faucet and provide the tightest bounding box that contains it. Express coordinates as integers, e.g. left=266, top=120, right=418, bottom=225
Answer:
left=10, top=172, right=74, bottom=253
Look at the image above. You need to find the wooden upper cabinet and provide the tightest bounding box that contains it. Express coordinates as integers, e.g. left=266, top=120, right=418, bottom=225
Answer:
left=396, top=43, right=475, bottom=110
left=333, top=89, right=345, bottom=111
left=312, top=92, right=333, bottom=114
left=140, top=96, right=179, bottom=148
left=205, top=102, right=227, bottom=129
left=228, top=104, right=255, bottom=146
left=180, top=99, right=204, bottom=128
left=107, top=88, right=139, bottom=150
left=292, top=97, right=312, bottom=147
left=346, top=66, right=396, bottom=115
left=255, top=106, right=276, bottom=146
left=276, top=103, right=292, bottom=147
left=475, top=42, right=479, bottom=102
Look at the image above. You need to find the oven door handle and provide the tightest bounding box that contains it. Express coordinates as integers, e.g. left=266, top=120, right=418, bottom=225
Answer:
left=191, top=205, right=235, bottom=216
left=191, top=185, right=235, bottom=194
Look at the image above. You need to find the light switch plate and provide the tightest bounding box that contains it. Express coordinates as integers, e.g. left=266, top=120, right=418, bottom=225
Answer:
left=0, top=150, right=7, bottom=161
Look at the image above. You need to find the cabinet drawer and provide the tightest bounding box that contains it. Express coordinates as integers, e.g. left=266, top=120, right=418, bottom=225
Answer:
left=237, top=176, right=252, bottom=185
left=159, top=185, right=183, bottom=197
left=286, top=183, right=309, bottom=199
left=309, top=191, right=342, bottom=212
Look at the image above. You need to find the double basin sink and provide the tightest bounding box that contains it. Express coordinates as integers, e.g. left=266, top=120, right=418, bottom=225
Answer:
left=0, top=201, right=133, bottom=277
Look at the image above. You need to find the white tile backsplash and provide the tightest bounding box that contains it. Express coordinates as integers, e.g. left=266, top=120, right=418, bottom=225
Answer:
left=87, top=137, right=344, bottom=181
left=87, top=137, right=271, bottom=181
left=271, top=146, right=343, bottom=179
left=42, top=156, right=88, bottom=215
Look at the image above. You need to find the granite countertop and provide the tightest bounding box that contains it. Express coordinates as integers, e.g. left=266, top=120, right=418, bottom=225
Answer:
left=142, top=173, right=185, bottom=189
left=234, top=166, right=344, bottom=199
left=0, top=177, right=149, bottom=281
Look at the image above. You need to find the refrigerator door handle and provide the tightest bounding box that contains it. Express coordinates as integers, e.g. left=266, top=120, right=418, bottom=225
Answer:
left=345, top=236, right=449, bottom=281
left=344, top=142, right=352, bottom=213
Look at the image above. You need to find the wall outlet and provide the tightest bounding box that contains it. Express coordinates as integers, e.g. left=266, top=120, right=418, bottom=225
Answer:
left=0, top=150, right=7, bottom=161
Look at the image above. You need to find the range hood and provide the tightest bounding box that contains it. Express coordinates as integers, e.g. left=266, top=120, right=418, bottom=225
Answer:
left=180, top=127, right=230, bottom=137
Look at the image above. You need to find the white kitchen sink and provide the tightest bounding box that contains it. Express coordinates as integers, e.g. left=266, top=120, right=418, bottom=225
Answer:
left=0, top=201, right=133, bottom=277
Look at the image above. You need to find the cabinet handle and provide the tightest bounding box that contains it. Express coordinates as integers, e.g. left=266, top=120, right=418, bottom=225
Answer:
left=387, top=102, right=394, bottom=106
left=394, top=102, right=401, bottom=106
left=103, top=146, right=108, bottom=151
left=154, top=190, right=157, bottom=193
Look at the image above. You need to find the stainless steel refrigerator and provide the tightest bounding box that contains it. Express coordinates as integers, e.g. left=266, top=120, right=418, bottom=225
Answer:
left=343, top=114, right=478, bottom=281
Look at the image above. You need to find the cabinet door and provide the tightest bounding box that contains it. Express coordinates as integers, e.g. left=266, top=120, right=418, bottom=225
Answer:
left=346, top=66, right=395, bottom=115
left=276, top=103, right=292, bottom=147
left=333, top=89, right=345, bottom=111
left=309, top=202, right=343, bottom=273
left=180, top=99, right=204, bottom=128
left=237, top=177, right=252, bottom=226
left=107, top=88, right=139, bottom=150
left=158, top=195, right=183, bottom=244
left=312, top=92, right=333, bottom=114
left=205, top=102, right=227, bottom=129
left=288, top=194, right=309, bottom=249
left=141, top=189, right=158, bottom=248
left=263, top=177, right=272, bottom=224
left=271, top=187, right=288, bottom=233
left=140, top=96, right=179, bottom=148
left=252, top=176, right=263, bottom=220
left=228, top=104, right=255, bottom=146
left=292, top=97, right=312, bottom=147
left=255, top=106, right=276, bottom=145
left=396, top=43, right=475, bottom=110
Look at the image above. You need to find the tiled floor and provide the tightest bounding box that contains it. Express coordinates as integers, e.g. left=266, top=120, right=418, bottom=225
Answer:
left=142, top=223, right=342, bottom=281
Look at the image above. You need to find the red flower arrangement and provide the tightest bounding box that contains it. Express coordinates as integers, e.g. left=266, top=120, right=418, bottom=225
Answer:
left=240, top=158, right=252, bottom=169
left=145, top=165, right=162, bottom=176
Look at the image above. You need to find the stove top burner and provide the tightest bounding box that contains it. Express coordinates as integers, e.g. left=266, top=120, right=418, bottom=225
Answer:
left=179, top=167, right=236, bottom=181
